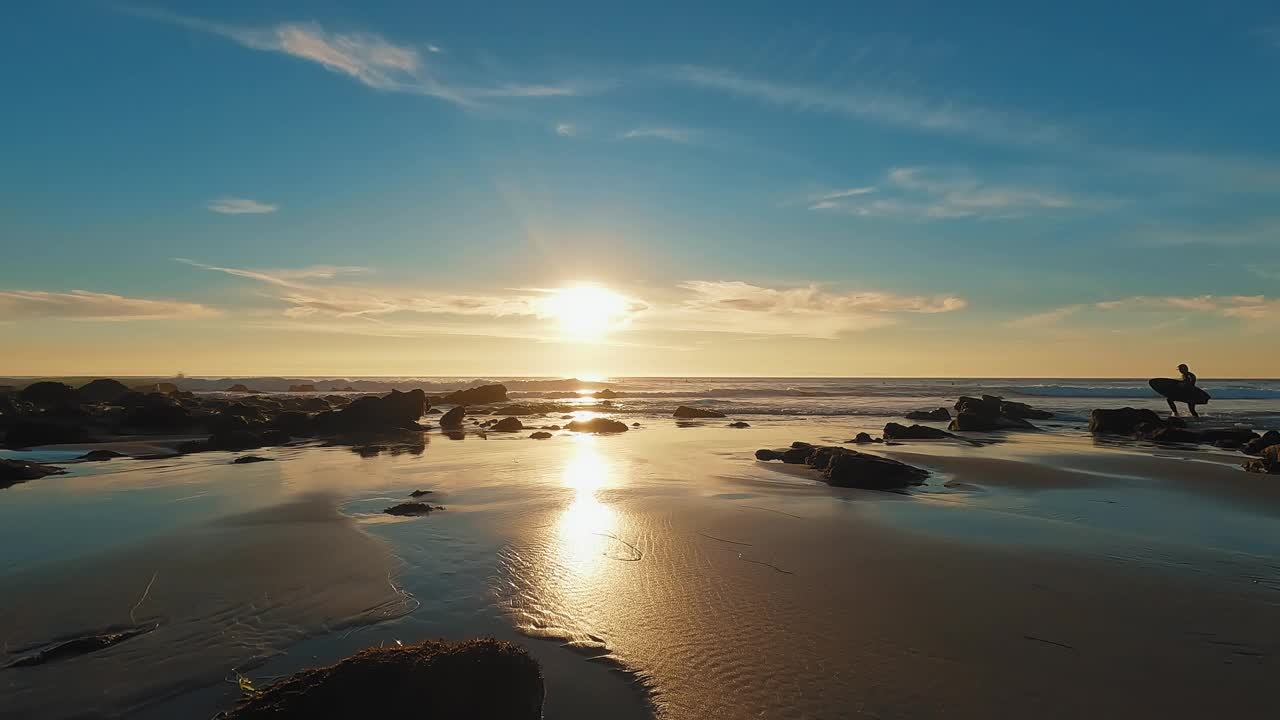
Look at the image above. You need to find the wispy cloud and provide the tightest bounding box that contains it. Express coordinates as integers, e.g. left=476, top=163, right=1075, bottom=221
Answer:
left=208, top=196, right=278, bottom=215
left=620, top=127, right=696, bottom=143
left=176, top=258, right=368, bottom=289
left=810, top=167, right=1084, bottom=220
left=1011, top=295, right=1280, bottom=331
left=555, top=122, right=577, bottom=137
left=671, top=65, right=1069, bottom=147
left=0, top=290, right=220, bottom=321
left=661, top=280, right=966, bottom=339
left=124, top=7, right=579, bottom=106
left=1005, top=304, right=1085, bottom=329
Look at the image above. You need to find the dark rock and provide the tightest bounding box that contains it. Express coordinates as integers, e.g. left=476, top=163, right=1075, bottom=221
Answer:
left=848, top=432, right=879, bottom=444
left=1243, top=445, right=1280, bottom=474
left=260, top=429, right=292, bottom=446
left=77, top=379, right=131, bottom=404
left=595, top=388, right=619, bottom=399
left=384, top=501, right=441, bottom=516
left=132, top=382, right=179, bottom=395
left=439, top=384, right=509, bottom=406
left=823, top=449, right=929, bottom=490
left=125, top=401, right=194, bottom=431
left=728, top=421, right=750, bottom=428
left=1, top=458, right=66, bottom=488
left=232, top=455, right=273, bottom=464
left=425, top=408, right=442, bottom=414
left=289, top=384, right=318, bottom=393
left=409, top=489, right=433, bottom=497
left=1195, top=428, right=1259, bottom=446
left=4, top=420, right=91, bottom=448
left=564, top=418, right=629, bottom=434
left=949, top=412, right=1038, bottom=432
left=530, top=431, right=553, bottom=439
left=542, top=425, right=561, bottom=430
left=272, top=411, right=313, bottom=436
left=315, top=390, right=428, bottom=433
left=3, top=625, right=155, bottom=668
left=216, top=638, right=543, bottom=719
left=223, top=402, right=265, bottom=420
left=954, top=395, right=1003, bottom=416
left=1088, top=407, right=1165, bottom=435
left=673, top=406, right=726, bottom=419
left=755, top=446, right=810, bottom=464
left=1245, top=430, right=1280, bottom=456
left=297, top=397, right=332, bottom=413
left=631, top=422, right=641, bottom=427
left=226, top=384, right=254, bottom=393
left=998, top=400, right=1054, bottom=420
left=80, top=449, right=125, bottom=461
left=439, top=405, right=465, bottom=429
left=20, top=381, right=79, bottom=408
left=905, top=408, right=950, bottom=421
left=883, top=422, right=954, bottom=440
left=491, top=417, right=524, bottom=432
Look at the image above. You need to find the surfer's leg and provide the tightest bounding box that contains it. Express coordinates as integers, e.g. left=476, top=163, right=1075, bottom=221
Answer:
left=1187, top=403, right=1199, bottom=418
left=1166, top=398, right=1179, bottom=416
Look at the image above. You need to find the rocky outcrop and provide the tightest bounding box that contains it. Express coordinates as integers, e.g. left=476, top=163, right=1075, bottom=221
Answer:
left=728, top=421, right=750, bottom=428
left=530, top=431, right=553, bottom=439
left=384, top=501, right=442, bottom=516
left=1, top=458, right=66, bottom=489
left=1244, top=430, right=1280, bottom=456
left=77, top=379, right=131, bottom=404
left=904, top=408, right=950, bottom=422
left=565, top=417, right=629, bottom=433
left=438, top=384, right=509, bottom=406
left=19, top=381, right=78, bottom=408
left=595, top=388, right=619, bottom=399
left=756, top=442, right=928, bottom=490
left=289, top=384, right=318, bottom=393
left=439, top=405, right=465, bottom=429
left=226, top=384, right=254, bottom=393
left=132, top=382, right=179, bottom=395
left=232, top=455, right=273, bottom=464
left=4, top=420, right=92, bottom=448
left=673, top=406, right=726, bottom=419
left=217, top=639, right=543, bottom=719
left=124, top=396, right=194, bottom=431
left=848, top=432, right=880, bottom=444
left=1088, top=407, right=1163, bottom=436
left=883, top=422, right=955, bottom=440
left=492, top=417, right=524, bottom=432
left=1243, top=445, right=1280, bottom=474
left=313, top=390, right=428, bottom=433
left=949, top=396, right=1041, bottom=432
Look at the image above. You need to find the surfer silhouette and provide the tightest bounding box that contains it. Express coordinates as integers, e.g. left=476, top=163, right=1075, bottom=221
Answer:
left=1149, top=364, right=1202, bottom=418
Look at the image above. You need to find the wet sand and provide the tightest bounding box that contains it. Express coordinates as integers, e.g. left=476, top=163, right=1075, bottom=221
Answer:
left=3, top=422, right=1279, bottom=719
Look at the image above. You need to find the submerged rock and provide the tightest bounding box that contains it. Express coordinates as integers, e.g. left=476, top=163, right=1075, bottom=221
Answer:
left=756, top=443, right=928, bottom=490
left=728, top=421, right=750, bottom=428
left=565, top=417, right=629, bottom=434
left=409, top=489, right=433, bottom=497
left=80, top=449, right=126, bottom=461
left=883, top=422, right=955, bottom=440
left=848, top=432, right=880, bottom=444
left=384, top=501, right=442, bottom=516
left=1243, top=445, right=1280, bottom=474
left=4, top=625, right=156, bottom=668
left=491, top=417, right=524, bottom=432
left=530, top=431, right=553, bottom=439
left=232, top=455, right=273, bottom=464
left=1, top=458, right=66, bottom=489
left=673, top=406, right=726, bottom=419
left=905, top=408, right=950, bottom=422
left=217, top=638, right=543, bottom=719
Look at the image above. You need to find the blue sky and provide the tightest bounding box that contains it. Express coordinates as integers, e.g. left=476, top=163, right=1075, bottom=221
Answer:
left=2, top=1, right=1278, bottom=376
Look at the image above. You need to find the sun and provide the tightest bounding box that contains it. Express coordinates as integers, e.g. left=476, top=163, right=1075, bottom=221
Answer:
left=542, top=285, right=632, bottom=341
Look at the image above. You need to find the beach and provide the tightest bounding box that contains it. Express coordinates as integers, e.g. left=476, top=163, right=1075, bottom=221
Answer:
left=2, top=378, right=1279, bottom=718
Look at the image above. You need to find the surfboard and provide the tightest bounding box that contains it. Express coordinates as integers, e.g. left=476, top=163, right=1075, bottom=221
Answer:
left=1149, top=378, right=1211, bottom=405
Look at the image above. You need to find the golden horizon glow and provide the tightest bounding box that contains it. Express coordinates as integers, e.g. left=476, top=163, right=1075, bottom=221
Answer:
left=541, top=284, right=632, bottom=342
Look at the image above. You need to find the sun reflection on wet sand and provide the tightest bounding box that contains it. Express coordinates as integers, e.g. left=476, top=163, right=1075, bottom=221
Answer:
left=556, top=435, right=619, bottom=573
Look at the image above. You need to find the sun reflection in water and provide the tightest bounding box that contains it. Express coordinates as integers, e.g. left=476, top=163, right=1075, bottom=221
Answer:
left=556, top=435, right=618, bottom=573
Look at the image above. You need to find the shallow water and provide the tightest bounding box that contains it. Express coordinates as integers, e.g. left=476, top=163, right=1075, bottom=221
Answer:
left=3, top=414, right=1280, bottom=718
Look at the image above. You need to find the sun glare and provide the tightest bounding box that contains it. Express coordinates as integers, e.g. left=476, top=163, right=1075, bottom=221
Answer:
left=542, top=285, right=632, bottom=341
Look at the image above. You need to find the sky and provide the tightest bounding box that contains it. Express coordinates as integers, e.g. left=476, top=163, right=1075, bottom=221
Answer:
left=2, top=1, right=1279, bottom=378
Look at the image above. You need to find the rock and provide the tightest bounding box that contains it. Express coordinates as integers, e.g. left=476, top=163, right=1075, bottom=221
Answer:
left=223, top=402, right=265, bottom=420
left=226, top=384, right=254, bottom=393
left=289, top=384, right=318, bottom=393
left=823, top=449, right=929, bottom=490
left=1, top=458, right=66, bottom=488
left=439, top=384, right=509, bottom=406
left=595, top=388, right=619, bottom=399
left=542, top=425, right=561, bottom=430
left=1245, top=430, right=1280, bottom=456
left=206, top=430, right=265, bottom=452
left=259, top=429, right=292, bottom=446
left=1088, top=407, right=1165, bottom=435
left=3, top=625, right=156, bottom=668
left=491, top=417, right=525, bottom=432
left=564, top=418, right=629, bottom=434
left=125, top=400, right=194, bottom=431
left=233, top=455, right=273, bottom=464
left=631, top=422, right=641, bottom=427
left=905, top=408, right=950, bottom=421
left=297, top=397, right=332, bottom=413
left=132, top=382, right=179, bottom=395
left=728, top=421, right=750, bottom=428
left=755, top=446, right=810, bottom=464
left=425, top=408, right=442, bottom=414
left=849, top=432, right=879, bottom=444
left=272, top=411, right=313, bottom=436
left=216, top=638, right=543, bottom=719
left=949, top=412, right=1038, bottom=432
left=409, top=489, right=433, bottom=497
left=314, top=390, right=428, bottom=433
left=883, top=422, right=955, bottom=440
left=384, top=501, right=441, bottom=516
left=80, top=449, right=125, bottom=461
left=998, top=400, right=1054, bottom=420
left=4, top=420, right=92, bottom=448
left=1243, top=445, right=1280, bottom=474
left=673, top=406, right=726, bottom=419
left=330, top=386, right=356, bottom=392
left=530, top=431, right=553, bottom=439
left=77, top=379, right=131, bottom=404
left=1195, top=428, right=1259, bottom=447
left=19, top=381, right=79, bottom=408
left=439, top=406, right=465, bottom=429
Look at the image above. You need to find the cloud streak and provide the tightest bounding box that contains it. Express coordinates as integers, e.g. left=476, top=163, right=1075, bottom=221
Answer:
left=620, top=127, right=696, bottom=143
left=0, top=290, right=220, bottom=321
left=125, top=7, right=578, bottom=106
left=208, top=196, right=278, bottom=215
left=811, top=167, right=1086, bottom=220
